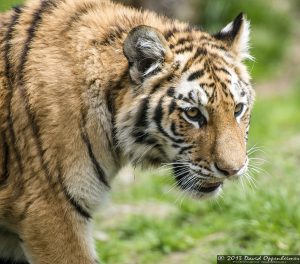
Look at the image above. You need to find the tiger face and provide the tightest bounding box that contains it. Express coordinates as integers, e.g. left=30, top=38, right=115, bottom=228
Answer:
left=120, top=13, right=254, bottom=198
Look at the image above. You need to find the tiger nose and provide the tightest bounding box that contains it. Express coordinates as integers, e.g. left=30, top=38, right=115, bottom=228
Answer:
left=215, top=163, right=241, bottom=177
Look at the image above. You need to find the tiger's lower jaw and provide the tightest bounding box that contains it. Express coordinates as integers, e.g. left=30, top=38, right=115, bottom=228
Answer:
left=173, top=166, right=224, bottom=199
left=180, top=183, right=223, bottom=199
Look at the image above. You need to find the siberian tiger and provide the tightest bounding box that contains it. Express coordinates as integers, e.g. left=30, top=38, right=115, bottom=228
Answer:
left=0, top=0, right=255, bottom=263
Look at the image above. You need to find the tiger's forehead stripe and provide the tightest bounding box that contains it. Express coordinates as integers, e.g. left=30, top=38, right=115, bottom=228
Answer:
left=172, top=49, right=239, bottom=108
left=228, top=70, right=248, bottom=104
left=176, top=76, right=209, bottom=107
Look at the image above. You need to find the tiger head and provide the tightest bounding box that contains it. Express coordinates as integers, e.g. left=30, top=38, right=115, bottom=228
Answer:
left=118, top=13, right=254, bottom=198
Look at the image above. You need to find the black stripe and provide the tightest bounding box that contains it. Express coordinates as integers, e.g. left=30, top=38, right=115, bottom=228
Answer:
left=105, top=69, right=128, bottom=113
left=209, top=43, right=227, bottom=51
left=214, top=67, right=230, bottom=75
left=100, top=25, right=127, bottom=46
left=4, top=6, right=23, bottom=174
left=204, top=61, right=220, bottom=82
left=153, top=97, right=184, bottom=144
left=188, top=70, right=204, bottom=82
left=188, top=91, right=196, bottom=103
left=64, top=2, right=98, bottom=32
left=18, top=197, right=38, bottom=222
left=164, top=25, right=193, bottom=41
left=16, top=0, right=55, bottom=183
left=220, top=82, right=230, bottom=97
left=174, top=45, right=193, bottom=54
left=146, top=138, right=159, bottom=146
left=132, top=131, right=149, bottom=143
left=170, top=122, right=182, bottom=137
left=135, top=97, right=149, bottom=128
left=208, top=89, right=217, bottom=104
left=166, top=87, right=175, bottom=97
left=0, top=132, right=9, bottom=185
left=164, top=27, right=179, bottom=40
left=211, top=55, right=233, bottom=69
left=14, top=1, right=90, bottom=219
left=193, top=47, right=207, bottom=60
left=132, top=132, right=160, bottom=149
left=133, top=97, right=172, bottom=160
left=167, top=73, right=175, bottom=83
left=150, top=83, right=161, bottom=94
left=105, top=69, right=129, bottom=159
left=58, top=166, right=91, bottom=219
left=198, top=36, right=212, bottom=42
left=181, top=57, right=193, bottom=73
left=149, top=71, right=177, bottom=95
left=80, top=124, right=110, bottom=188
left=179, top=145, right=193, bottom=155
left=132, top=97, right=151, bottom=144
left=176, top=37, right=191, bottom=46
left=240, top=79, right=249, bottom=86
left=168, top=99, right=176, bottom=115
left=201, top=85, right=210, bottom=99
left=182, top=97, right=190, bottom=103
left=18, top=0, right=55, bottom=79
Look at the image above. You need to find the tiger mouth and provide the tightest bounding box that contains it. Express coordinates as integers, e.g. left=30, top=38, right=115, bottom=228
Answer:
left=197, top=182, right=223, bottom=193
left=173, top=165, right=223, bottom=194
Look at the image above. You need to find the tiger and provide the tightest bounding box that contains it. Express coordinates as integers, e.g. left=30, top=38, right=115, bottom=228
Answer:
left=0, top=0, right=255, bottom=263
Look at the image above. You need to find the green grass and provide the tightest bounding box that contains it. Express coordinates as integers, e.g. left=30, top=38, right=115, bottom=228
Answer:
left=95, top=86, right=300, bottom=264
left=0, top=0, right=23, bottom=11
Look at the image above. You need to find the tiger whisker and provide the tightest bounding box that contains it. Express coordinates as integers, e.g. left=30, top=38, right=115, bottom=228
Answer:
left=244, top=172, right=257, bottom=190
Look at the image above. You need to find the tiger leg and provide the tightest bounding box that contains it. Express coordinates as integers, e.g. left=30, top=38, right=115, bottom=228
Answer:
left=20, top=198, right=98, bottom=264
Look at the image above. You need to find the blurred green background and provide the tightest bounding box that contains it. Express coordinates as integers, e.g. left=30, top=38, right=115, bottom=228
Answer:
left=2, top=0, right=300, bottom=263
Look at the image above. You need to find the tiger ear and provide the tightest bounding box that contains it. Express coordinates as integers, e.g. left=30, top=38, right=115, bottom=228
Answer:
left=124, top=25, right=170, bottom=84
left=214, top=13, right=252, bottom=61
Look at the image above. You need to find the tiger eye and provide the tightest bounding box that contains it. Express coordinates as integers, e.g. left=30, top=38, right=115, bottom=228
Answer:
left=184, top=107, right=207, bottom=127
left=234, top=103, right=244, bottom=117
left=186, top=108, right=200, bottom=118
